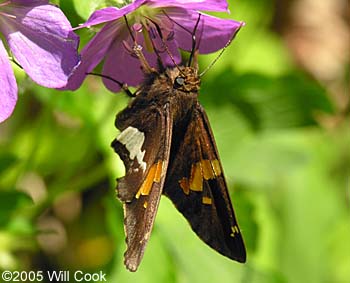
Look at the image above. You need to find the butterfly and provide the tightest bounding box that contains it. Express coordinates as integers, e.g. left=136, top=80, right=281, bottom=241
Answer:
left=111, top=14, right=246, bottom=272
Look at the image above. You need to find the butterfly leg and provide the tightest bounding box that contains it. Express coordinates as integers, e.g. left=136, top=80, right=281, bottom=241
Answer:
left=123, top=15, right=157, bottom=75
left=86, top=72, right=135, bottom=97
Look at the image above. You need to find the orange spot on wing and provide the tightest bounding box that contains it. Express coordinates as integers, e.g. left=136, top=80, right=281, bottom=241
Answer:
left=154, top=160, right=163, bottom=183
left=211, top=159, right=222, bottom=177
left=230, top=225, right=240, bottom=237
left=185, top=159, right=222, bottom=194
left=143, top=201, right=148, bottom=209
left=202, top=196, right=212, bottom=205
left=179, top=177, right=190, bottom=195
left=201, top=159, right=215, bottom=180
left=136, top=161, right=163, bottom=199
left=234, top=225, right=240, bottom=233
left=190, top=163, right=203, bottom=191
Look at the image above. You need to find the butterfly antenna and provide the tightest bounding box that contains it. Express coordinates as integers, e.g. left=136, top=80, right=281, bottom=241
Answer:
left=123, top=15, right=155, bottom=74
left=162, top=10, right=192, bottom=34
left=199, top=22, right=244, bottom=77
left=188, top=13, right=202, bottom=67
left=145, top=16, right=184, bottom=75
left=162, top=11, right=203, bottom=69
left=87, top=72, right=135, bottom=97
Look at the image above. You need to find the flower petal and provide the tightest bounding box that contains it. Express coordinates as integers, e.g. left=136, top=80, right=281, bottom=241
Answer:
left=165, top=9, right=243, bottom=53
left=10, top=0, right=48, bottom=5
left=101, top=40, right=147, bottom=92
left=78, top=0, right=147, bottom=28
left=101, top=31, right=181, bottom=92
left=149, top=0, right=229, bottom=12
left=1, top=3, right=79, bottom=88
left=64, top=22, right=119, bottom=90
left=159, top=38, right=182, bottom=67
left=0, top=40, right=17, bottom=123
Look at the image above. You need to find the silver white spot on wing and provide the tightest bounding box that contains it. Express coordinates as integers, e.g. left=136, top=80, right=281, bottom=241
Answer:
left=117, top=126, right=147, bottom=172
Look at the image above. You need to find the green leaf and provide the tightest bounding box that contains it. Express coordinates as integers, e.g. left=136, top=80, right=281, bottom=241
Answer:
left=0, top=190, right=32, bottom=228
left=201, top=70, right=334, bottom=131
left=0, top=152, right=18, bottom=175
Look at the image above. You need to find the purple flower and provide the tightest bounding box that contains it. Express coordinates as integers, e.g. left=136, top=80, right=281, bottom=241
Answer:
left=66, top=0, right=243, bottom=92
left=0, top=0, right=79, bottom=123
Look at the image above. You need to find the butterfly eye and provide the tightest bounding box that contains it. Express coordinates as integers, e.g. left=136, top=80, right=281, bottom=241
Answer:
left=174, top=77, right=185, bottom=88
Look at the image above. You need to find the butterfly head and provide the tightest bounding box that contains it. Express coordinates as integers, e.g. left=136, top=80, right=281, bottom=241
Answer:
left=167, top=66, right=200, bottom=94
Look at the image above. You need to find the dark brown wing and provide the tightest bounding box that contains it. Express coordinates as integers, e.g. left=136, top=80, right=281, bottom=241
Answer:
left=112, top=102, right=172, bottom=271
left=164, top=103, right=246, bottom=263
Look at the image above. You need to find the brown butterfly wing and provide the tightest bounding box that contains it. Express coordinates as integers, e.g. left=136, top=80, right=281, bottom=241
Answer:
left=164, top=103, right=246, bottom=263
left=112, top=103, right=173, bottom=271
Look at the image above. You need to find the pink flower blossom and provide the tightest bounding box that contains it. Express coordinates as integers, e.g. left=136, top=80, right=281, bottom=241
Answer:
left=66, top=0, right=243, bottom=92
left=0, top=0, right=79, bottom=122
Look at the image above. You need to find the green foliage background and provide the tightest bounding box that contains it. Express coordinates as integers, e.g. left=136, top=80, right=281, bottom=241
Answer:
left=0, top=0, right=349, bottom=282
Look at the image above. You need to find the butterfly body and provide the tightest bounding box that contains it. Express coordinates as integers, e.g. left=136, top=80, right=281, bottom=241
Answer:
left=112, top=65, right=246, bottom=271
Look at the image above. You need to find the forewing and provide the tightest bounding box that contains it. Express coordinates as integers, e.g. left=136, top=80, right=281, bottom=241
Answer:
left=112, top=103, right=173, bottom=271
left=164, top=103, right=246, bottom=262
